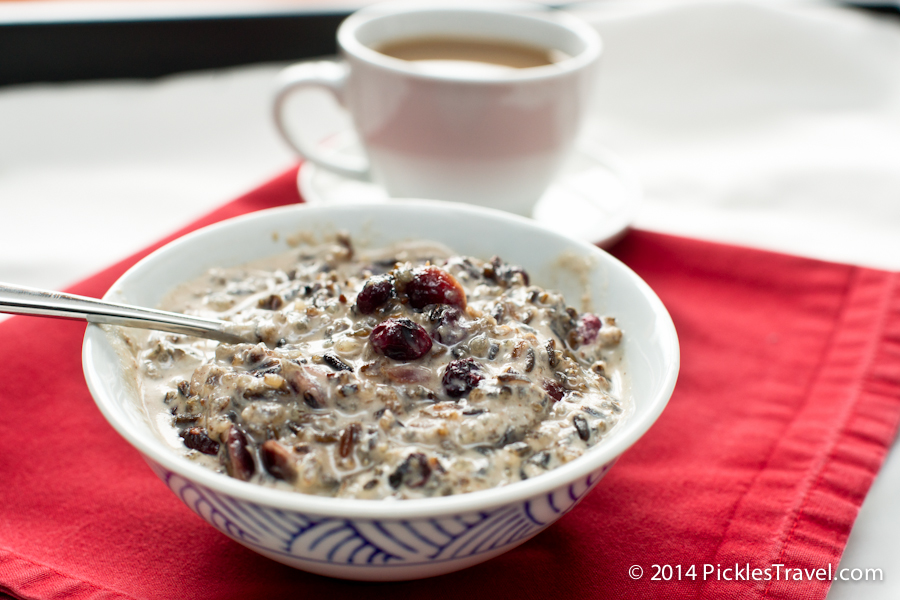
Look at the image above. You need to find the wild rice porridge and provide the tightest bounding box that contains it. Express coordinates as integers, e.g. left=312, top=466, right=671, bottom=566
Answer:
left=134, top=235, right=626, bottom=499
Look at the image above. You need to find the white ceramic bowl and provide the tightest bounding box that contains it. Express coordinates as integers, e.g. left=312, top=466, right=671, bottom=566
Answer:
left=82, top=200, right=678, bottom=581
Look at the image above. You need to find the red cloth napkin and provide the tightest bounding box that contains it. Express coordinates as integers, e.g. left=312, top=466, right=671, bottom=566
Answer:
left=2, top=167, right=899, bottom=600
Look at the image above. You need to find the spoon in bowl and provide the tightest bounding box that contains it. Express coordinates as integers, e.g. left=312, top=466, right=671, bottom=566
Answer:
left=0, top=282, right=251, bottom=344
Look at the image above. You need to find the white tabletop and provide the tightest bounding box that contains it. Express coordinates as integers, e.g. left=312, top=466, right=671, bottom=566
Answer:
left=1, top=1, right=898, bottom=597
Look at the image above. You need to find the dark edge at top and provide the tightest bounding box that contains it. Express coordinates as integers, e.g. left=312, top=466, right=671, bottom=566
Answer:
left=0, top=11, right=350, bottom=87
left=0, top=3, right=896, bottom=87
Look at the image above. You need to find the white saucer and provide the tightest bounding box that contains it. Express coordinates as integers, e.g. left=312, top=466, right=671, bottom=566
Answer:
left=297, top=135, right=641, bottom=248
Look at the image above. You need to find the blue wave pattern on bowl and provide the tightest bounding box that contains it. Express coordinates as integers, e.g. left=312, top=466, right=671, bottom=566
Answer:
left=147, top=459, right=615, bottom=566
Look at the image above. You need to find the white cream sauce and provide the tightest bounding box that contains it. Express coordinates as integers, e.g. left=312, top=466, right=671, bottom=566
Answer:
left=132, top=236, right=626, bottom=499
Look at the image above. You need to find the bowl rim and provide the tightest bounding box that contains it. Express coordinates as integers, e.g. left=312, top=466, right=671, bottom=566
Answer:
left=83, top=199, right=679, bottom=520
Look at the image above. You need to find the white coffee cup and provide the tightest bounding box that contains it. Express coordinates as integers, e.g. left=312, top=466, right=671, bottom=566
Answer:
left=273, top=1, right=602, bottom=215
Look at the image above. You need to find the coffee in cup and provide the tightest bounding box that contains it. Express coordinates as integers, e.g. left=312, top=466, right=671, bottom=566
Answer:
left=373, top=36, right=570, bottom=72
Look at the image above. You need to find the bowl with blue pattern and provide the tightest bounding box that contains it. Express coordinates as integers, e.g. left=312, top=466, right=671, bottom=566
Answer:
left=83, top=199, right=679, bottom=581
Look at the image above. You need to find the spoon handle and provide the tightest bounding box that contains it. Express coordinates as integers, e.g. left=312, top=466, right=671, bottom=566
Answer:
left=0, top=282, right=248, bottom=344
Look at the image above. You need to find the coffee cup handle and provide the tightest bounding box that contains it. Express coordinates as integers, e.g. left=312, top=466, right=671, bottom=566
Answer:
left=273, top=61, right=370, bottom=180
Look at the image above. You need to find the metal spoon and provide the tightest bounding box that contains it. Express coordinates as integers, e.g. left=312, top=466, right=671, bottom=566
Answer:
left=0, top=282, right=250, bottom=344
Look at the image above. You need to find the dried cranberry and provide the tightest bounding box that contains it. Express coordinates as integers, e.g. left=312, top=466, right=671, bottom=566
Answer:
left=571, top=313, right=602, bottom=346
left=405, top=267, right=466, bottom=310
left=442, top=358, right=483, bottom=398
left=356, top=275, right=394, bottom=314
left=542, top=380, right=565, bottom=402
left=388, top=452, right=432, bottom=489
left=370, top=318, right=433, bottom=361
left=180, top=427, right=219, bottom=455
